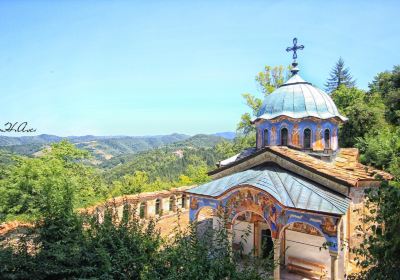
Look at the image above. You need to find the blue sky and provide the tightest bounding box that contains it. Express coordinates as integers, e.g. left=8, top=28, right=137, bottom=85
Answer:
left=1, top=0, right=399, bottom=136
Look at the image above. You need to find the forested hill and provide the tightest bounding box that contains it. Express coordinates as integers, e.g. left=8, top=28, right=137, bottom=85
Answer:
left=100, top=134, right=228, bottom=180
left=0, top=133, right=229, bottom=167
left=0, top=133, right=190, bottom=161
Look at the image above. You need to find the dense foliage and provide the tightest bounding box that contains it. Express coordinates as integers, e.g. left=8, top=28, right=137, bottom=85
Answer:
left=331, top=66, right=400, bottom=179
left=0, top=186, right=273, bottom=279
left=0, top=141, right=108, bottom=222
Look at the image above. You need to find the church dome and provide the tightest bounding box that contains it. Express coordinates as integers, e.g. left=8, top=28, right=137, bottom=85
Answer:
left=255, top=74, right=347, bottom=122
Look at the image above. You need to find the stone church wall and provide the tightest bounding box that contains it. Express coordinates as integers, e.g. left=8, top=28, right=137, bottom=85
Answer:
left=346, top=186, right=370, bottom=275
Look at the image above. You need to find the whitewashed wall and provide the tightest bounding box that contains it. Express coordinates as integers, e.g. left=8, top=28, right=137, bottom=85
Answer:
left=284, top=230, right=331, bottom=278
left=233, top=220, right=254, bottom=255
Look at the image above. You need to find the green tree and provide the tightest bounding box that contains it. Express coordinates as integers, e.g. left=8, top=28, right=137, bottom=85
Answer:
left=325, top=57, right=356, bottom=93
left=369, top=65, right=400, bottom=125
left=0, top=140, right=107, bottom=222
left=111, top=171, right=149, bottom=196
left=356, top=127, right=400, bottom=178
left=331, top=86, right=385, bottom=147
left=237, top=65, right=289, bottom=135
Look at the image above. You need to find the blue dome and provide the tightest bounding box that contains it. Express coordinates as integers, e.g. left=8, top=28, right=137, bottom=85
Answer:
left=255, top=74, right=347, bottom=122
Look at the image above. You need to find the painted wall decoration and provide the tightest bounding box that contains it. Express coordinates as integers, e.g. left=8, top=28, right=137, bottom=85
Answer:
left=314, top=123, right=324, bottom=150
left=291, top=123, right=300, bottom=147
left=190, top=197, right=199, bottom=210
left=271, top=126, right=277, bottom=145
left=256, top=117, right=339, bottom=152
left=189, top=186, right=340, bottom=252
left=287, top=222, right=322, bottom=236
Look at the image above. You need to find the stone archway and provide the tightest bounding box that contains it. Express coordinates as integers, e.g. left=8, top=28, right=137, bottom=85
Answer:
left=279, top=221, right=332, bottom=279
left=231, top=210, right=274, bottom=258
left=195, top=206, right=215, bottom=235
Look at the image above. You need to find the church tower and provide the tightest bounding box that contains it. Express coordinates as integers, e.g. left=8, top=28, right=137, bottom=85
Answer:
left=253, top=38, right=347, bottom=159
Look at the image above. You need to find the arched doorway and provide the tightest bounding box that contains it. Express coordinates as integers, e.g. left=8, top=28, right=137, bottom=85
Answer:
left=195, top=206, right=215, bottom=235
left=231, top=210, right=273, bottom=258
left=261, top=228, right=274, bottom=259
left=279, top=222, right=331, bottom=279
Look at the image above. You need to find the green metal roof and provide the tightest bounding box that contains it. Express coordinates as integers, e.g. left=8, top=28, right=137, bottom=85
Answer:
left=255, top=74, right=347, bottom=122
left=187, top=164, right=350, bottom=215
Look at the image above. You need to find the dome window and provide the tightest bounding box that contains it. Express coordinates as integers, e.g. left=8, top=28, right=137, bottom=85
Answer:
left=304, top=128, right=312, bottom=149
left=280, top=128, right=288, bottom=146
left=264, top=129, right=269, bottom=146
left=324, top=129, right=331, bottom=149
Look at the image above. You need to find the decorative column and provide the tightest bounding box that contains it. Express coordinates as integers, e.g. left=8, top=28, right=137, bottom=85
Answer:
left=273, top=238, right=281, bottom=280
left=330, top=251, right=339, bottom=280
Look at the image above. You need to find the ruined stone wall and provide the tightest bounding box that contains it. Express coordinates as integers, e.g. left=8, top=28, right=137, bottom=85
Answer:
left=1, top=186, right=194, bottom=239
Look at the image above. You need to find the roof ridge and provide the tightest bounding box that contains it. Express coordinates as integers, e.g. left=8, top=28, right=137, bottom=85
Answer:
left=271, top=166, right=296, bottom=207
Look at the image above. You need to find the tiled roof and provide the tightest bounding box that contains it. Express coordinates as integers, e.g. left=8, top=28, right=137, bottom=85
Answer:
left=268, top=147, right=393, bottom=186
left=210, top=147, right=392, bottom=188
left=187, top=164, right=350, bottom=215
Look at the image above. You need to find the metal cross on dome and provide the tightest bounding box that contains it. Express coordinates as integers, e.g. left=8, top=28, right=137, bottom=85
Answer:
left=286, top=38, right=304, bottom=60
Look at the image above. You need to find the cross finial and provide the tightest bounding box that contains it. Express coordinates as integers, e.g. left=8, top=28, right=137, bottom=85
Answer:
left=286, top=38, right=304, bottom=75
left=286, top=37, right=304, bottom=60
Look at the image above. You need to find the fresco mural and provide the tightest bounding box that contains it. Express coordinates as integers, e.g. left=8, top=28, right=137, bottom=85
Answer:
left=190, top=187, right=340, bottom=252
left=314, top=123, right=324, bottom=151
left=256, top=117, right=339, bottom=151
left=291, top=123, right=300, bottom=147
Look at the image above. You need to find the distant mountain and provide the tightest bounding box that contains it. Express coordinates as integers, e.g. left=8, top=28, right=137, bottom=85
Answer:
left=0, top=133, right=191, bottom=161
left=0, top=133, right=229, bottom=164
left=214, top=132, right=236, bottom=140
left=100, top=134, right=228, bottom=169
left=169, top=134, right=227, bottom=148
left=0, top=134, right=63, bottom=146
left=102, top=134, right=228, bottom=181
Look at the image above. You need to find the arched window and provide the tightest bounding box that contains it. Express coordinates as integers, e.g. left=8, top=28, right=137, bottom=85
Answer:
left=139, top=202, right=146, bottom=219
left=155, top=198, right=162, bottom=216
left=263, top=129, right=269, bottom=146
left=304, top=128, right=312, bottom=149
left=280, top=128, right=288, bottom=146
left=324, top=129, right=331, bottom=149
left=181, top=194, right=186, bottom=208
left=169, top=196, right=176, bottom=212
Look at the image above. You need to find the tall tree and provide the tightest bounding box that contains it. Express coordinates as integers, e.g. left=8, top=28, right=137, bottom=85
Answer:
left=325, top=57, right=356, bottom=93
left=237, top=65, right=290, bottom=135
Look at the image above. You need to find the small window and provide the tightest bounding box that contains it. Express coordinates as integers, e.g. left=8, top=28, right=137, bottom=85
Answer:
left=324, top=129, right=331, bottom=149
left=280, top=128, right=288, bottom=146
left=139, top=202, right=146, bottom=219
left=181, top=194, right=186, bottom=208
left=169, top=196, right=176, bottom=212
left=304, top=128, right=312, bottom=149
left=155, top=198, right=162, bottom=216
left=264, top=129, right=269, bottom=146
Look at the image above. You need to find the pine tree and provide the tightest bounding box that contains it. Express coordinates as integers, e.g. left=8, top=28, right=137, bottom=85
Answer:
left=325, top=57, right=356, bottom=93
